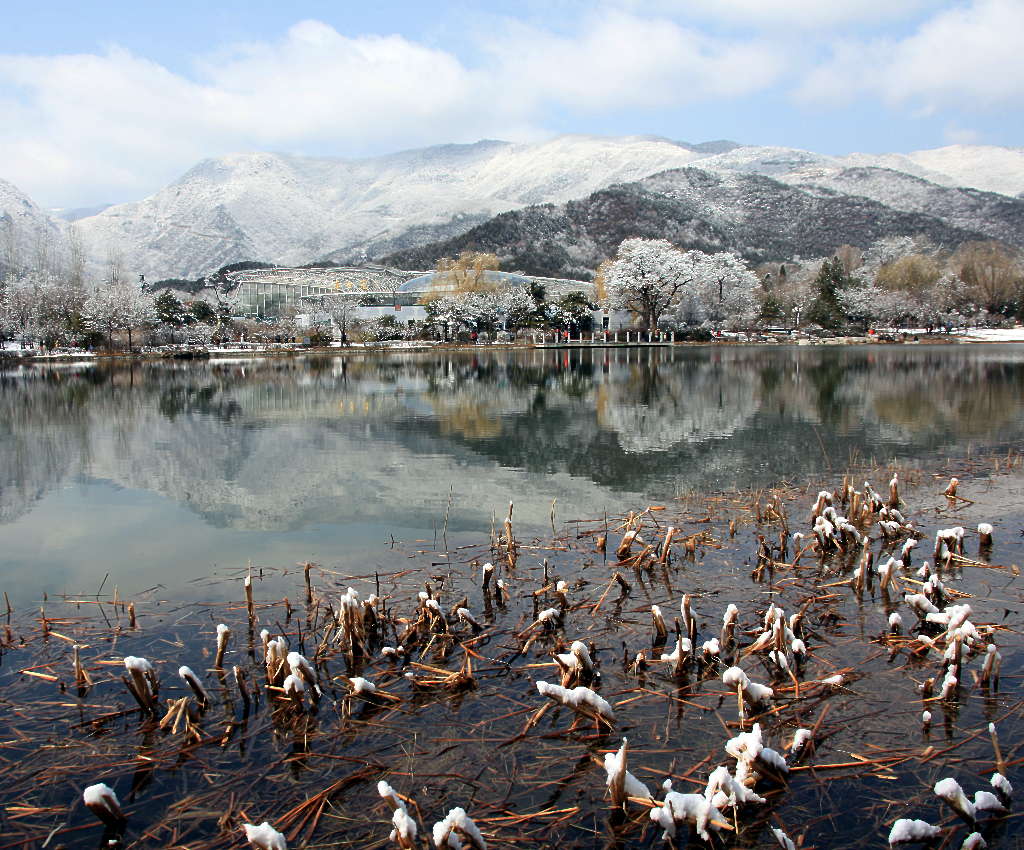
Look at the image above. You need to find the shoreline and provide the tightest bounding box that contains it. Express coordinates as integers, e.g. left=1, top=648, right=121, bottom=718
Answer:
left=4, top=330, right=1018, bottom=366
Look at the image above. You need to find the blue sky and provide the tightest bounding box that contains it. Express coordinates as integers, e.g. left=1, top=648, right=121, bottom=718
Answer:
left=2, top=1, right=1022, bottom=207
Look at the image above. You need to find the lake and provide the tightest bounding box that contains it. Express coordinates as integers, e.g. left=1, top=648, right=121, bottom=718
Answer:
left=2, top=343, right=1023, bottom=850
left=2, top=343, right=1024, bottom=600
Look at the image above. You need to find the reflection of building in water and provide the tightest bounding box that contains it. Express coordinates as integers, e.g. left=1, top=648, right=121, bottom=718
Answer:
left=227, top=265, right=596, bottom=323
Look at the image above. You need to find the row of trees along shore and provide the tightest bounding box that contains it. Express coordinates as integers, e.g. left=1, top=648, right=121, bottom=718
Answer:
left=597, top=236, right=1023, bottom=334
left=2, top=234, right=1022, bottom=351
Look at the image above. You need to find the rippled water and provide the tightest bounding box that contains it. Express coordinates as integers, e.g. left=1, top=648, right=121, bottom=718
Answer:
left=2, top=344, right=1023, bottom=598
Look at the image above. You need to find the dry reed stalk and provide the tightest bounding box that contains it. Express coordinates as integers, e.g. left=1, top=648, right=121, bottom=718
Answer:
left=72, top=644, right=92, bottom=689
left=244, top=572, right=255, bottom=629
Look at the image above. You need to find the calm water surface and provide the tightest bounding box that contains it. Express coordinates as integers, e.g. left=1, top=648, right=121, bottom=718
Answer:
left=2, top=344, right=1023, bottom=598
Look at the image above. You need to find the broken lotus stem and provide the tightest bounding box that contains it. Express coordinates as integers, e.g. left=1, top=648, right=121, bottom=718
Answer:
left=214, top=623, right=231, bottom=668
left=83, top=782, right=125, bottom=828
left=603, top=737, right=653, bottom=809
left=178, top=665, right=210, bottom=710
left=432, top=806, right=487, bottom=850
left=123, top=655, right=159, bottom=713
left=536, top=680, right=615, bottom=726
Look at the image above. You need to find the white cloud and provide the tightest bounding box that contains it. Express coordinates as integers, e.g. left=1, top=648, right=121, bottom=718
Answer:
left=0, top=13, right=781, bottom=207
left=797, top=0, right=1024, bottom=109
left=0, top=23, right=496, bottom=206
left=485, top=9, right=782, bottom=110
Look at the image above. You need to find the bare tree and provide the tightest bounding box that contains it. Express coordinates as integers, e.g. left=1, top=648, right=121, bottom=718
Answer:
left=876, top=253, right=942, bottom=295
left=306, top=292, right=355, bottom=341
left=953, top=241, right=1023, bottom=315
left=834, top=244, right=863, bottom=276
left=435, top=251, right=502, bottom=294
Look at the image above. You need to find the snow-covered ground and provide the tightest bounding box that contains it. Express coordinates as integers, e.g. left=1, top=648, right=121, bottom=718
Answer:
left=959, top=327, right=1024, bottom=343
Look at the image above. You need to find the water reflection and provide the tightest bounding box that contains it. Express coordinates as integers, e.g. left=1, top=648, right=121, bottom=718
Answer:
left=1, top=345, right=1023, bottom=590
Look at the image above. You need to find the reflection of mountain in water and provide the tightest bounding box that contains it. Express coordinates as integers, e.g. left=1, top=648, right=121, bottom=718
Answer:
left=2, top=346, right=1023, bottom=530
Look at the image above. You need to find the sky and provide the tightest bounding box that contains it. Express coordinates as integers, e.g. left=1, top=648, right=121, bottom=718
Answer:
left=2, top=0, right=1023, bottom=208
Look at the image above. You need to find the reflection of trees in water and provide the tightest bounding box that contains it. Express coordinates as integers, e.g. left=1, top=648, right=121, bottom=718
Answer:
left=750, top=347, right=1024, bottom=441
left=2, top=347, right=1024, bottom=530
left=597, top=355, right=760, bottom=453
left=859, top=354, right=1024, bottom=439
left=0, top=370, right=94, bottom=522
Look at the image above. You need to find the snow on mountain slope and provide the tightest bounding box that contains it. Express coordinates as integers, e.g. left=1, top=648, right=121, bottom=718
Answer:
left=904, top=145, right=1024, bottom=198
left=700, top=144, right=1024, bottom=200
left=843, top=145, right=1024, bottom=197
left=0, top=178, right=67, bottom=274
left=75, top=135, right=704, bottom=280
left=837, top=152, right=959, bottom=188
left=35, top=137, right=1024, bottom=282
left=685, top=145, right=837, bottom=177
left=690, top=145, right=1024, bottom=246
left=782, top=166, right=1024, bottom=246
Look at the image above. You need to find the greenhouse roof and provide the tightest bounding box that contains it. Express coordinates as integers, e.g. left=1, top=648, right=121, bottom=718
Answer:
left=397, top=269, right=532, bottom=294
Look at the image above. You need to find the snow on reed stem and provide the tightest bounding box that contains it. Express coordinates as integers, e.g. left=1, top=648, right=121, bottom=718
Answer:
left=243, top=821, right=287, bottom=850
left=214, top=623, right=230, bottom=668
left=82, top=782, right=125, bottom=828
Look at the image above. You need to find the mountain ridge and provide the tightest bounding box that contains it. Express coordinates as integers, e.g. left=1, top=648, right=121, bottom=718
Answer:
left=381, top=167, right=1019, bottom=278
left=2, top=136, right=1023, bottom=281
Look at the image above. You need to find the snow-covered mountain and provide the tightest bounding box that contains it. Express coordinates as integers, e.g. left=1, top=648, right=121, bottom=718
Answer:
left=686, top=143, right=1024, bottom=198
left=4, top=137, right=1024, bottom=281
left=74, top=136, right=707, bottom=280
left=0, top=179, right=67, bottom=276
left=383, top=165, right=1023, bottom=278
left=858, top=145, right=1024, bottom=197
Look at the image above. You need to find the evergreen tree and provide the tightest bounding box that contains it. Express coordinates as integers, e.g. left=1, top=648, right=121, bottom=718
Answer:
left=154, top=290, right=187, bottom=327
left=806, top=257, right=848, bottom=329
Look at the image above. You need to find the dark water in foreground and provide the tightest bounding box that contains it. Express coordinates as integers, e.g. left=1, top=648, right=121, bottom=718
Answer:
left=2, top=344, right=1024, bottom=598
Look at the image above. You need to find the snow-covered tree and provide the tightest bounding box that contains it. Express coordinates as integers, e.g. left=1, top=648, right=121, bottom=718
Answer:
left=606, top=238, right=692, bottom=329
left=358, top=314, right=405, bottom=342
left=543, top=291, right=594, bottom=331
left=462, top=291, right=503, bottom=331
left=859, top=236, right=934, bottom=279
left=0, top=269, right=86, bottom=348
left=0, top=273, right=39, bottom=345
left=499, top=286, right=537, bottom=329
left=928, top=272, right=973, bottom=327
left=424, top=286, right=539, bottom=336
left=37, top=274, right=87, bottom=347
left=838, top=280, right=899, bottom=329
left=674, top=251, right=758, bottom=330
left=84, top=276, right=155, bottom=351
left=424, top=295, right=473, bottom=338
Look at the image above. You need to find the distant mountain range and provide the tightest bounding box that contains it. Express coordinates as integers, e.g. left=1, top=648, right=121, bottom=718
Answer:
left=2, top=137, right=1023, bottom=281
left=383, top=165, right=1024, bottom=278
